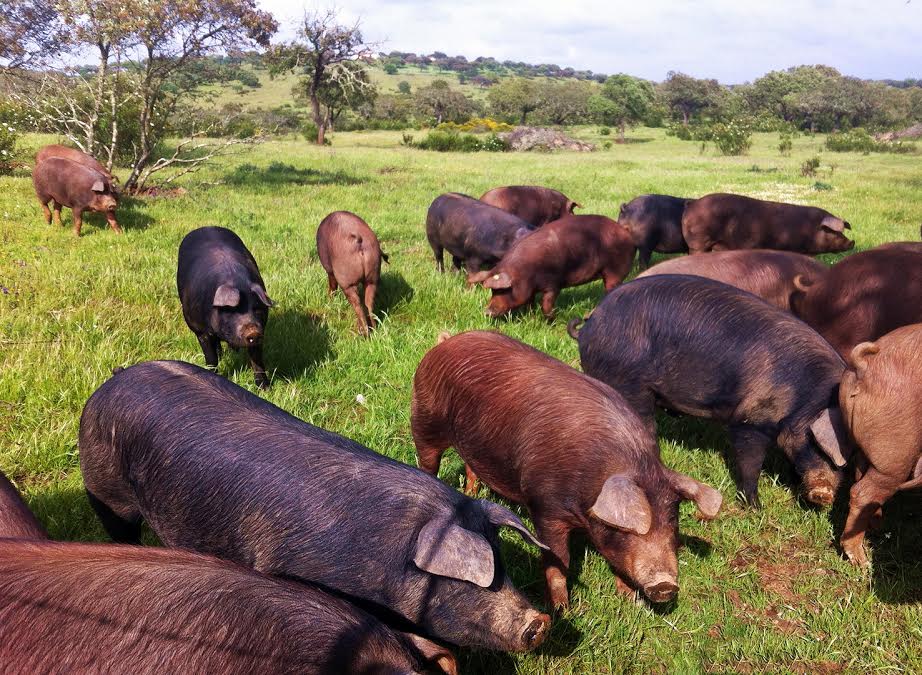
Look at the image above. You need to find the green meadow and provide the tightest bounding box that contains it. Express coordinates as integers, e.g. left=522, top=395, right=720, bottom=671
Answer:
left=1, top=128, right=921, bottom=673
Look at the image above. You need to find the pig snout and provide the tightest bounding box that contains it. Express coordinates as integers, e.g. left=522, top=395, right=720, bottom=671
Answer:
left=518, top=610, right=551, bottom=651
left=643, top=574, right=679, bottom=604
left=241, top=323, right=263, bottom=346
left=801, top=468, right=840, bottom=507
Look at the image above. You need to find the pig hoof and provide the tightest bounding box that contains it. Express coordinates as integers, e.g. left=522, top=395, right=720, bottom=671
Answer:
left=644, top=580, right=679, bottom=604
left=844, top=546, right=870, bottom=569
left=520, top=614, right=550, bottom=651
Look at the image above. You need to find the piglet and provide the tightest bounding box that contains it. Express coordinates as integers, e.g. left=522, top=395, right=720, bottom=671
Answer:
left=412, top=330, right=722, bottom=609
left=32, top=157, right=120, bottom=236
left=0, top=470, right=48, bottom=539
left=177, top=226, right=274, bottom=388
left=839, top=324, right=922, bottom=568
left=467, top=215, right=635, bottom=319
left=317, top=210, right=388, bottom=337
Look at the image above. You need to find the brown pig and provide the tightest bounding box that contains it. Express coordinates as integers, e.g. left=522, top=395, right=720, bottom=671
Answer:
left=0, top=470, right=48, bottom=539
left=36, top=144, right=115, bottom=183
left=317, top=210, right=389, bottom=337
left=32, top=157, right=120, bottom=236
left=838, top=324, right=922, bottom=568
left=411, top=331, right=722, bottom=609
left=467, top=215, right=635, bottom=319
left=638, top=249, right=829, bottom=312
left=479, top=186, right=580, bottom=227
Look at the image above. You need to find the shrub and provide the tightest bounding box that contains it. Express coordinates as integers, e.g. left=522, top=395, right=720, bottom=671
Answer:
left=436, top=117, right=514, bottom=133
left=826, top=128, right=916, bottom=154
left=599, top=126, right=611, bottom=136
left=603, top=140, right=612, bottom=150
left=400, top=133, right=414, bottom=146
left=412, top=129, right=506, bottom=152
left=801, top=156, right=821, bottom=177
left=0, top=121, right=16, bottom=175
left=778, top=131, right=794, bottom=156
left=813, top=181, right=833, bottom=191
left=710, top=120, right=752, bottom=156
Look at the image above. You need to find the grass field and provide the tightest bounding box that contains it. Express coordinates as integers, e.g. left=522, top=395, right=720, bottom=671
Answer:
left=2, top=127, right=921, bottom=674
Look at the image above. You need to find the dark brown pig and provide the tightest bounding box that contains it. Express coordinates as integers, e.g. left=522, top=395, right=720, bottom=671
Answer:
left=792, top=242, right=922, bottom=359
left=681, top=193, right=854, bottom=255
left=412, top=331, right=722, bottom=609
left=570, top=275, right=851, bottom=508
left=79, top=361, right=550, bottom=653
left=479, top=186, right=580, bottom=227
left=638, top=249, right=829, bottom=312
left=838, top=324, right=922, bottom=568
left=0, top=540, right=457, bottom=674
left=36, top=144, right=115, bottom=183
left=467, top=215, right=635, bottom=319
left=317, top=211, right=389, bottom=337
left=618, top=194, right=691, bottom=268
left=32, top=157, right=120, bottom=236
left=426, top=193, right=535, bottom=274
left=0, top=470, right=48, bottom=539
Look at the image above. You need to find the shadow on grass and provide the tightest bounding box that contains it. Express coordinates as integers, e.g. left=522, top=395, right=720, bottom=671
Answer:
left=265, top=308, right=334, bottom=381
left=376, top=270, right=415, bottom=316
left=225, top=162, right=364, bottom=187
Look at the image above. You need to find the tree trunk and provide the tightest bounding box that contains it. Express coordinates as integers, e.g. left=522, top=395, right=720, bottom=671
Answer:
left=87, top=41, right=110, bottom=155
left=619, top=121, right=626, bottom=143
left=124, top=45, right=156, bottom=190
left=682, top=109, right=689, bottom=127
left=310, top=59, right=326, bottom=145
left=520, top=110, right=527, bottom=125
left=106, top=48, right=120, bottom=172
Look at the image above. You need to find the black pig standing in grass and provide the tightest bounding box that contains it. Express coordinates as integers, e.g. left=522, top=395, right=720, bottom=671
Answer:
left=569, top=275, right=851, bottom=508
left=177, top=226, right=274, bottom=389
left=618, top=194, right=691, bottom=269
left=79, top=360, right=551, bottom=654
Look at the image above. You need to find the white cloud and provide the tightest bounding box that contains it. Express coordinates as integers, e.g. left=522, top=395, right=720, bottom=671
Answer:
left=261, top=0, right=922, bottom=82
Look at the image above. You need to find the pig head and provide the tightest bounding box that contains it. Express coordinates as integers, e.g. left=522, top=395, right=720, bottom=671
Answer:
left=209, top=282, right=273, bottom=349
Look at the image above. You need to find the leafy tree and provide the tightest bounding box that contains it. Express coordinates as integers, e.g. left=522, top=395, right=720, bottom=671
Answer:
left=657, top=71, right=723, bottom=126
left=397, top=80, right=411, bottom=95
left=0, top=0, right=65, bottom=70
left=588, top=74, right=654, bottom=141
left=383, top=62, right=398, bottom=75
left=533, top=79, right=593, bottom=125
left=294, top=60, right=377, bottom=130
left=487, top=78, right=542, bottom=124
left=414, top=79, right=478, bottom=124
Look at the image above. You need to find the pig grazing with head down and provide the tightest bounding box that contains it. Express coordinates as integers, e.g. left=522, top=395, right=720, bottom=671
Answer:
left=317, top=210, right=388, bottom=337
left=618, top=194, right=691, bottom=269
left=792, top=242, right=922, bottom=359
left=36, top=144, right=115, bottom=183
left=32, top=157, right=120, bottom=236
left=681, top=193, right=854, bottom=255
left=838, top=324, right=922, bottom=568
left=79, top=361, right=550, bottom=653
left=412, top=331, right=722, bottom=609
left=467, top=215, right=635, bottom=319
left=570, top=275, right=851, bottom=508
left=0, top=540, right=457, bottom=675
left=0, top=470, right=48, bottom=539
left=637, top=249, right=829, bottom=312
left=426, top=193, right=535, bottom=274
left=479, top=186, right=581, bottom=227
left=177, top=226, right=274, bottom=389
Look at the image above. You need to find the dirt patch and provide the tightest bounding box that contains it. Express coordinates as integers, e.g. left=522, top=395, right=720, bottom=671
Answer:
left=377, top=165, right=406, bottom=174
left=134, top=186, right=188, bottom=198
left=876, top=123, right=922, bottom=142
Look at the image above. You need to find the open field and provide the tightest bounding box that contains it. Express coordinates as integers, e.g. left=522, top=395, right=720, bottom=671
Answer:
left=2, top=128, right=921, bottom=673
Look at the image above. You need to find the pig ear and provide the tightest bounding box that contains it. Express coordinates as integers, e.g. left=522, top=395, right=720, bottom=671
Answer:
left=212, top=284, right=240, bottom=308
left=91, top=180, right=106, bottom=193
left=809, top=407, right=851, bottom=468
left=849, top=341, right=879, bottom=377
left=666, top=470, right=722, bottom=520
left=250, top=284, right=274, bottom=307
left=483, top=272, right=513, bottom=290
left=589, top=475, right=652, bottom=535
left=820, top=216, right=845, bottom=233
left=567, top=200, right=581, bottom=212
left=404, top=634, right=458, bottom=675
left=466, top=270, right=492, bottom=286
left=478, top=499, right=548, bottom=550
left=413, top=519, right=495, bottom=587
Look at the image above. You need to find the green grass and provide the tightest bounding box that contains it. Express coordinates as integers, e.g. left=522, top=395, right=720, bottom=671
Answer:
left=2, top=128, right=922, bottom=673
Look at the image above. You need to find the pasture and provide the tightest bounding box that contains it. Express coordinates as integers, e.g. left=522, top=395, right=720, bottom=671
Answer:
left=1, top=127, right=921, bottom=673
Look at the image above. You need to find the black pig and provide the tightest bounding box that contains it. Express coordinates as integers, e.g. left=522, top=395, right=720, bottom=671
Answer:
left=177, top=226, right=274, bottom=389
left=79, top=360, right=551, bottom=653
left=618, top=194, right=691, bottom=269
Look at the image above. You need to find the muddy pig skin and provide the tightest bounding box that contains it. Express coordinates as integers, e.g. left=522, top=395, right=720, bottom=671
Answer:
left=792, top=242, right=922, bottom=359
left=35, top=144, right=115, bottom=183
left=0, top=471, right=48, bottom=539
left=618, top=194, right=690, bottom=269
left=838, top=324, right=922, bottom=568
left=79, top=360, right=550, bottom=653
left=570, top=275, right=851, bottom=508
left=467, top=215, right=635, bottom=319
left=426, top=193, right=535, bottom=274
left=32, top=157, right=120, bottom=236
left=681, top=193, right=854, bottom=255
left=479, top=186, right=580, bottom=227
left=177, top=226, right=274, bottom=389
left=412, top=331, right=722, bottom=609
left=317, top=210, right=388, bottom=337
left=0, top=539, right=457, bottom=675
left=638, top=249, right=829, bottom=312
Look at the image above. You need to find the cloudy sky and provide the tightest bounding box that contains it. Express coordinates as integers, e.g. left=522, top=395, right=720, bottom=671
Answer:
left=259, top=0, right=922, bottom=83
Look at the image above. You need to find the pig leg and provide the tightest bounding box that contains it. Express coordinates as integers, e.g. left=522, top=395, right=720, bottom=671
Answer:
left=451, top=256, right=463, bottom=272
left=343, top=286, right=370, bottom=337
left=841, top=466, right=902, bottom=567
left=363, top=281, right=377, bottom=331
left=106, top=213, right=123, bottom=234
left=38, top=198, right=52, bottom=224
left=326, top=272, right=338, bottom=296
left=248, top=345, right=269, bottom=389
left=431, top=244, right=445, bottom=272
left=464, top=464, right=479, bottom=496
left=540, top=289, right=559, bottom=321
left=52, top=202, right=63, bottom=226
left=532, top=513, right=572, bottom=610
left=637, top=246, right=652, bottom=270
left=85, top=490, right=142, bottom=543
left=728, top=425, right=772, bottom=507
left=72, top=208, right=84, bottom=237
left=197, top=334, right=221, bottom=370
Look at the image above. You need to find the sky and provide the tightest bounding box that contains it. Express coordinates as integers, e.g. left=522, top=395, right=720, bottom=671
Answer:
left=259, top=0, right=922, bottom=84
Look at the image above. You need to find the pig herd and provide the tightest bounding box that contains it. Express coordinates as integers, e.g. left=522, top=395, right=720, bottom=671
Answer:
left=4, top=149, right=921, bottom=672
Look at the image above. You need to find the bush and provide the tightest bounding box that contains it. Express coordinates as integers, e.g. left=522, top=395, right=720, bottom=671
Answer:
left=825, top=128, right=917, bottom=154
left=710, top=120, right=753, bottom=156
left=778, top=131, right=794, bottom=156
left=603, top=140, right=612, bottom=150
left=599, top=126, right=611, bottom=136
left=801, top=156, right=821, bottom=177
left=436, top=117, right=514, bottom=133
left=412, top=129, right=506, bottom=152
left=813, top=181, right=833, bottom=191
left=0, top=121, right=16, bottom=175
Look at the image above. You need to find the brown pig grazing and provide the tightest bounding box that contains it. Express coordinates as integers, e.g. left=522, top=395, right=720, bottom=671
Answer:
left=0, top=470, right=48, bottom=539
left=479, top=186, right=580, bottom=227
left=412, top=331, right=722, bottom=609
left=681, top=193, right=854, bottom=255
left=32, top=157, right=120, bottom=236
left=0, top=540, right=457, bottom=674
left=35, top=144, right=115, bottom=183
left=637, top=249, right=829, bottom=312
left=467, top=215, right=635, bottom=319
left=317, top=210, right=389, bottom=337
left=792, top=242, right=922, bottom=359
left=838, top=324, right=922, bottom=568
